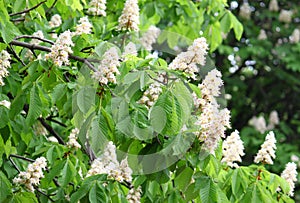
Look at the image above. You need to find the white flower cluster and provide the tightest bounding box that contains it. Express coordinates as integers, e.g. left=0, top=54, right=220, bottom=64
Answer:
left=222, top=130, right=245, bottom=168
left=258, top=29, right=267, bottom=40
left=118, top=0, right=140, bottom=32
left=123, top=42, right=137, bottom=59
left=92, top=47, right=120, bottom=85
left=74, top=16, right=93, bottom=36
left=269, top=0, right=279, bottom=12
left=45, top=30, right=74, bottom=67
left=88, top=0, right=107, bottom=16
left=239, top=2, right=251, bottom=20
left=49, top=14, right=62, bottom=28
left=289, top=28, right=300, bottom=44
left=254, top=131, right=277, bottom=164
left=0, top=50, right=11, bottom=86
left=127, top=186, right=142, bottom=203
left=279, top=10, right=293, bottom=23
left=66, top=128, right=81, bottom=149
left=13, top=157, right=47, bottom=192
left=280, top=162, right=298, bottom=196
left=140, top=26, right=161, bottom=50
left=249, top=110, right=280, bottom=133
left=138, top=82, right=162, bottom=108
left=193, top=69, right=231, bottom=154
left=31, top=30, right=44, bottom=45
left=87, top=141, right=133, bottom=183
left=0, top=100, right=11, bottom=109
left=33, top=122, right=48, bottom=136
left=169, top=37, right=209, bottom=80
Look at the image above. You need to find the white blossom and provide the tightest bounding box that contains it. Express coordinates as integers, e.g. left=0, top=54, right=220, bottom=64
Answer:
left=47, top=136, right=59, bottom=143
left=13, top=157, right=47, bottom=192
left=239, top=2, right=251, bottom=20
left=118, top=0, right=140, bottom=31
left=199, top=69, right=223, bottom=100
left=289, top=28, right=300, bottom=44
left=127, top=186, right=142, bottom=203
left=169, top=37, right=209, bottom=80
left=31, top=30, right=44, bottom=45
left=92, top=47, right=120, bottom=85
left=49, top=14, right=62, bottom=28
left=222, top=130, right=245, bottom=168
left=258, top=29, right=267, bottom=40
left=269, top=111, right=279, bottom=128
left=88, top=0, right=106, bottom=16
left=249, top=115, right=267, bottom=134
left=123, top=42, right=137, bottom=59
left=280, top=162, right=298, bottom=196
left=0, top=100, right=11, bottom=109
left=0, top=50, right=11, bottom=86
left=140, top=26, right=161, bottom=50
left=269, top=0, right=279, bottom=12
left=138, top=82, right=162, bottom=108
left=74, top=16, right=93, bottom=35
left=279, top=10, right=293, bottom=23
left=195, top=102, right=231, bottom=154
left=45, top=30, right=74, bottom=67
left=66, top=128, right=81, bottom=149
left=87, top=141, right=133, bottom=183
left=254, top=131, right=277, bottom=164
left=33, top=122, right=48, bottom=136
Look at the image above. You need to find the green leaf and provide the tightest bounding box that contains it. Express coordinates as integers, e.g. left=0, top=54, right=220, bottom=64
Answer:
left=174, top=167, right=194, bottom=191
left=26, top=84, right=42, bottom=126
left=88, top=181, right=108, bottom=203
left=220, top=11, right=232, bottom=33
left=70, top=183, right=90, bottom=202
left=0, top=172, right=12, bottom=202
left=77, top=86, right=96, bottom=114
left=59, top=159, right=76, bottom=187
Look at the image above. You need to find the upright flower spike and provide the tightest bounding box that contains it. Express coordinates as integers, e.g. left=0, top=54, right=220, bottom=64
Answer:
left=248, top=115, right=267, bottom=134
left=13, top=157, right=47, bottom=192
left=127, top=186, right=142, bottom=203
left=290, top=28, right=300, bottom=44
left=74, top=16, right=93, bottom=35
left=87, top=141, right=133, bottom=183
left=88, top=0, right=107, bottom=16
left=92, top=47, right=120, bottom=85
left=169, top=37, right=209, bottom=80
left=49, top=14, right=62, bottom=28
left=258, top=29, right=267, bottom=40
left=0, top=50, right=11, bottom=86
left=279, top=10, right=293, bottom=23
left=140, top=25, right=161, bottom=50
left=138, top=82, right=162, bottom=108
left=239, top=2, right=251, bottom=20
left=66, top=128, right=81, bottom=149
left=280, top=162, right=298, bottom=196
left=254, top=131, right=277, bottom=164
left=268, top=0, right=279, bottom=12
left=118, top=0, right=140, bottom=32
left=45, top=30, right=74, bottom=67
left=222, top=130, right=245, bottom=168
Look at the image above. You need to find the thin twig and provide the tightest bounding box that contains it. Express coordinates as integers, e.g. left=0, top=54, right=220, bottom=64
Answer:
left=9, top=0, right=47, bottom=17
left=9, top=156, right=21, bottom=173
left=9, top=40, right=97, bottom=71
left=34, top=187, right=55, bottom=202
left=46, top=117, right=67, bottom=127
left=9, top=45, right=26, bottom=66
left=45, top=0, right=58, bottom=15
left=38, top=117, right=65, bottom=145
left=10, top=154, right=35, bottom=162
left=14, top=35, right=54, bottom=45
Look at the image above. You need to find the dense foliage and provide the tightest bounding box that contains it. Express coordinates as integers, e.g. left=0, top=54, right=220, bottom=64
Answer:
left=0, top=0, right=298, bottom=202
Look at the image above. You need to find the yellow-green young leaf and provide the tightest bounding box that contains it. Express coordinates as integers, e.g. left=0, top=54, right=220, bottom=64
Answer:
left=220, top=11, right=232, bottom=33
left=210, top=22, right=222, bottom=52
left=229, top=13, right=243, bottom=40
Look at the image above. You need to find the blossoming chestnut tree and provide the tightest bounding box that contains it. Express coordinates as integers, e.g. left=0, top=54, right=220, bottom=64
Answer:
left=0, top=0, right=298, bottom=202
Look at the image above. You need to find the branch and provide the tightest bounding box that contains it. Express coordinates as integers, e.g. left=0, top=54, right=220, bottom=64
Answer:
left=46, top=117, right=67, bottom=127
left=14, top=35, right=54, bottom=45
left=9, top=0, right=47, bottom=17
left=9, top=39, right=97, bottom=71
left=38, top=117, right=65, bottom=145
left=8, top=44, right=26, bottom=66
